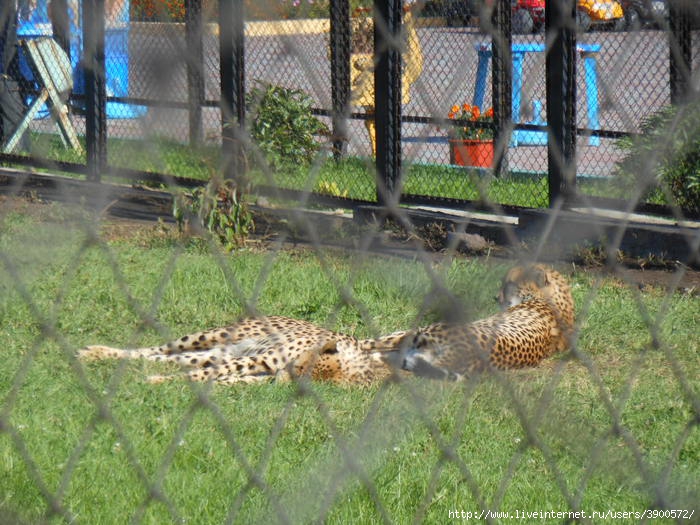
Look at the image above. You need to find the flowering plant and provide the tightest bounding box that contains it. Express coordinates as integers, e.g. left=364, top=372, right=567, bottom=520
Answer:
left=447, top=104, right=494, bottom=141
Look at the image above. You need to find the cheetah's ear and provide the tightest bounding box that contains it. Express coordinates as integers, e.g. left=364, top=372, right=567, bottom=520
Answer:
left=531, top=265, right=550, bottom=288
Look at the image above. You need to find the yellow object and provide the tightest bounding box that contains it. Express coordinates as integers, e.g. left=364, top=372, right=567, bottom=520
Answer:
left=349, top=9, right=424, bottom=156
left=577, top=0, right=624, bottom=22
left=316, top=181, right=349, bottom=198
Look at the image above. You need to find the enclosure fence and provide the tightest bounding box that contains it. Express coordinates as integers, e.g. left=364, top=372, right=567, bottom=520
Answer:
left=0, top=0, right=699, bottom=523
left=1, top=0, right=699, bottom=215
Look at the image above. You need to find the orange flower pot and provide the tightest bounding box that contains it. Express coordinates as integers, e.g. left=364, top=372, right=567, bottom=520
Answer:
left=449, top=139, right=494, bottom=168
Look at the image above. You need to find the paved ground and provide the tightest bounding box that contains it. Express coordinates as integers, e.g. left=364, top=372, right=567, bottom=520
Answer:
left=24, top=22, right=699, bottom=179
left=114, top=23, right=698, bottom=175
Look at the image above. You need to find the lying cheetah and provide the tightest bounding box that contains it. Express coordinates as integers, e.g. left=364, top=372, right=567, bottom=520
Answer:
left=78, top=264, right=573, bottom=384
left=79, top=316, right=407, bottom=385
left=380, top=264, right=574, bottom=379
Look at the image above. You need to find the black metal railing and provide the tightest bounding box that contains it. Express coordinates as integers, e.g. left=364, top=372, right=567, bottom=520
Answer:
left=0, top=0, right=698, bottom=217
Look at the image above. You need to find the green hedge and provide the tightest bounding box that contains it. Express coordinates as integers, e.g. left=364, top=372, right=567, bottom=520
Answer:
left=614, top=99, right=700, bottom=215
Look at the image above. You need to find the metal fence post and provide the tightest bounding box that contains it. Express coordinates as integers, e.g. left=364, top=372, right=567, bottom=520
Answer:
left=219, top=0, right=246, bottom=181
left=84, top=0, right=107, bottom=182
left=545, top=0, right=576, bottom=206
left=330, top=0, right=350, bottom=161
left=49, top=0, right=70, bottom=58
left=0, top=1, right=18, bottom=75
left=669, top=2, right=693, bottom=105
left=373, top=0, right=402, bottom=206
left=491, top=0, right=512, bottom=177
left=186, top=0, right=204, bottom=146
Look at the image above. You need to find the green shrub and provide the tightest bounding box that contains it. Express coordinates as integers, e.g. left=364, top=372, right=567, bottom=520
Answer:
left=614, top=99, right=700, bottom=214
left=246, top=82, right=329, bottom=170
left=258, top=0, right=372, bottom=21
left=173, top=176, right=253, bottom=250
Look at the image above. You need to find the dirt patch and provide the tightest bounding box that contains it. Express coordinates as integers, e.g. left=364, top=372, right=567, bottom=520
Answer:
left=2, top=195, right=699, bottom=293
left=98, top=213, right=700, bottom=294
left=591, top=265, right=700, bottom=295
left=99, top=216, right=177, bottom=243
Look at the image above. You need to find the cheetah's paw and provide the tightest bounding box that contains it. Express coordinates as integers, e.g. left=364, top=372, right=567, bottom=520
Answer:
left=78, top=345, right=121, bottom=361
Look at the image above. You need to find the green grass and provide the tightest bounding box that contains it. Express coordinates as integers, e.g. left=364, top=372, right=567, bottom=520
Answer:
left=252, top=157, right=552, bottom=208
left=26, top=133, right=216, bottom=181
left=16, top=133, right=660, bottom=209
left=20, top=131, right=673, bottom=210
left=24, top=134, right=553, bottom=207
left=1, top=201, right=698, bottom=523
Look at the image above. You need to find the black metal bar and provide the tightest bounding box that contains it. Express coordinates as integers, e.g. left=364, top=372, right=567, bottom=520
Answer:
left=84, top=0, right=107, bottom=182
left=185, top=0, right=204, bottom=145
left=232, top=0, right=246, bottom=178
left=669, top=1, right=692, bottom=105
left=373, top=0, right=402, bottom=206
left=1, top=1, right=18, bottom=74
left=329, top=0, right=350, bottom=160
left=219, top=0, right=233, bottom=176
left=49, top=0, right=71, bottom=58
left=219, top=0, right=246, bottom=181
left=253, top=184, right=528, bottom=217
left=67, top=95, right=638, bottom=135
left=490, top=0, right=512, bottom=176
left=545, top=0, right=576, bottom=206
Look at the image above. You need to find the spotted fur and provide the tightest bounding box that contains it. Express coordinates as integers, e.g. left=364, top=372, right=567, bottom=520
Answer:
left=78, top=264, right=573, bottom=385
left=79, top=316, right=407, bottom=385
left=380, top=264, right=574, bottom=379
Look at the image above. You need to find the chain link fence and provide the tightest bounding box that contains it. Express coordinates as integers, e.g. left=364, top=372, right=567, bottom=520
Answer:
left=1, top=0, right=699, bottom=523
left=1, top=0, right=699, bottom=214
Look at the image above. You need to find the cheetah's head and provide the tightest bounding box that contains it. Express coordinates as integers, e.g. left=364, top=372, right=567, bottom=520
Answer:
left=497, top=263, right=575, bottom=333
left=498, top=264, right=559, bottom=307
left=380, top=332, right=474, bottom=381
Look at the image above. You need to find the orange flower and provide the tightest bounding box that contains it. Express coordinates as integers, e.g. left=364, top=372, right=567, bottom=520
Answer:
left=447, top=103, right=494, bottom=141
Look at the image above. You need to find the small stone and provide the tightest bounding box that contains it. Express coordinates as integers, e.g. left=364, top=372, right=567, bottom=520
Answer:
left=453, top=232, right=491, bottom=253
left=256, top=196, right=271, bottom=208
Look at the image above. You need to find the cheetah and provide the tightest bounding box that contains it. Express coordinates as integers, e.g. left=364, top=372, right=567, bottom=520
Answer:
left=379, top=264, right=575, bottom=380
left=78, top=264, right=573, bottom=385
left=79, top=316, right=407, bottom=386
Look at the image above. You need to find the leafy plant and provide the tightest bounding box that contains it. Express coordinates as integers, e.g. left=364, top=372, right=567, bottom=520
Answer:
left=614, top=100, right=700, bottom=214
left=275, top=0, right=372, bottom=20
left=130, top=0, right=376, bottom=22
left=447, top=104, right=495, bottom=141
left=173, top=176, right=253, bottom=251
left=246, top=82, right=329, bottom=170
left=276, top=0, right=330, bottom=19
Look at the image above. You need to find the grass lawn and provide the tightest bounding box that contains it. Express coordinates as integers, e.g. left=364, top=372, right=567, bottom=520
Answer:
left=0, top=201, right=698, bottom=524
left=14, top=133, right=651, bottom=209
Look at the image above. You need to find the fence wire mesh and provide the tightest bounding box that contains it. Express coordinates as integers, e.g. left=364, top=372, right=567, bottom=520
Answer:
left=1, top=0, right=699, bottom=523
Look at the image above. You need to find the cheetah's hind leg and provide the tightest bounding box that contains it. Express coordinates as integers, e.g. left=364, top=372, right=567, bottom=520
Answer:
left=78, top=326, right=249, bottom=362
left=78, top=345, right=137, bottom=361
left=78, top=336, right=265, bottom=364
left=145, top=337, right=335, bottom=385
left=78, top=343, right=275, bottom=385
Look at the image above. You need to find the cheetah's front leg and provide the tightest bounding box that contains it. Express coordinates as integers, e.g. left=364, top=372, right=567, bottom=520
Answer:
left=146, top=371, right=279, bottom=385
left=147, top=345, right=325, bottom=385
